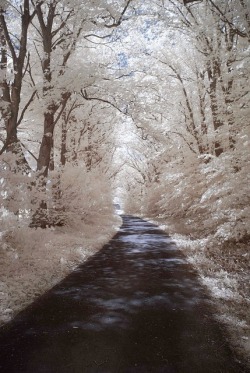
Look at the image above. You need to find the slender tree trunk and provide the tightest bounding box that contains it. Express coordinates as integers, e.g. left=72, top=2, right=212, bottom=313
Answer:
left=222, top=28, right=237, bottom=151
left=197, top=71, right=209, bottom=153
left=60, top=111, right=68, bottom=166
left=169, top=65, right=204, bottom=155
left=207, top=62, right=224, bottom=157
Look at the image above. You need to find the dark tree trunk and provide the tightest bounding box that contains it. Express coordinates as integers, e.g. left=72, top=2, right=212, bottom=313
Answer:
left=0, top=1, right=34, bottom=171
left=60, top=111, right=68, bottom=166
left=207, top=63, right=224, bottom=157
left=37, top=111, right=55, bottom=176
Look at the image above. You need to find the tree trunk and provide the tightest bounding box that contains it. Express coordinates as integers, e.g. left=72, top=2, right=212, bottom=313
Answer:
left=0, top=4, right=32, bottom=171
left=37, top=112, right=54, bottom=176
left=60, top=111, right=68, bottom=166
left=207, top=63, right=224, bottom=157
left=197, top=71, right=209, bottom=153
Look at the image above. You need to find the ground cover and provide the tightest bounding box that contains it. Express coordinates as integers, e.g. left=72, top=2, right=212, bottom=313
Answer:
left=146, top=216, right=250, bottom=370
left=0, top=213, right=121, bottom=325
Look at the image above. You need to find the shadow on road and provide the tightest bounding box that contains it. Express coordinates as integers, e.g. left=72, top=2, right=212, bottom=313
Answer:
left=0, top=216, right=246, bottom=372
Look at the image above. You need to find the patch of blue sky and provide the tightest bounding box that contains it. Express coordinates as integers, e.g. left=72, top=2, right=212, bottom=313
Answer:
left=140, top=19, right=161, bottom=41
left=117, top=52, right=128, bottom=68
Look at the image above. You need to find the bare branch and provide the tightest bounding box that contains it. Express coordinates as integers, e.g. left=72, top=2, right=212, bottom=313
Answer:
left=21, top=142, right=38, bottom=161
left=54, top=93, right=71, bottom=127
left=80, top=89, right=127, bottom=115
left=84, top=32, right=113, bottom=40
left=51, top=9, right=74, bottom=38
left=0, top=12, right=17, bottom=62
left=208, top=0, right=247, bottom=38
left=105, top=0, right=133, bottom=28
left=167, top=130, right=197, bottom=154
left=22, top=52, right=30, bottom=78
left=17, top=90, right=37, bottom=127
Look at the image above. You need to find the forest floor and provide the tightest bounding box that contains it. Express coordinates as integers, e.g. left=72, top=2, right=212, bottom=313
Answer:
left=0, top=213, right=121, bottom=326
left=146, top=216, right=250, bottom=370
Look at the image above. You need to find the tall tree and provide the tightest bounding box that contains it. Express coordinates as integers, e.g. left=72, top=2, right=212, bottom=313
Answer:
left=0, top=0, right=36, bottom=171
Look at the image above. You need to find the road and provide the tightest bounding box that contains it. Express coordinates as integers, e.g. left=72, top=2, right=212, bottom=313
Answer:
left=0, top=216, right=246, bottom=372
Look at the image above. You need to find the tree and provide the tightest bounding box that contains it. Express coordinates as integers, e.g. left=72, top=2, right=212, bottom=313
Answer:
left=116, top=0, right=249, bottom=250
left=0, top=0, right=36, bottom=171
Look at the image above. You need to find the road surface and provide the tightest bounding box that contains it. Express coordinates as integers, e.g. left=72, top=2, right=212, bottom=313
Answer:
left=0, top=216, right=246, bottom=372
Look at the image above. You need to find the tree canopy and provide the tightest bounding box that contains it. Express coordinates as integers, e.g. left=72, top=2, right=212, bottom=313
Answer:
left=0, top=0, right=249, bottom=239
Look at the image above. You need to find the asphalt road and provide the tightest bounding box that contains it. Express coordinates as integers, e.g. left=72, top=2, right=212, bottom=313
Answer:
left=0, top=216, right=246, bottom=372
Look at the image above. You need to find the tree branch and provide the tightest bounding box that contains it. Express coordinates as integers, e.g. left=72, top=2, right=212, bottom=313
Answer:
left=80, top=89, right=127, bottom=115
left=53, top=93, right=71, bottom=127
left=21, top=141, right=38, bottom=161
left=104, top=0, right=133, bottom=28
left=17, top=90, right=37, bottom=127
left=208, top=0, right=247, bottom=38
left=0, top=12, right=17, bottom=63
